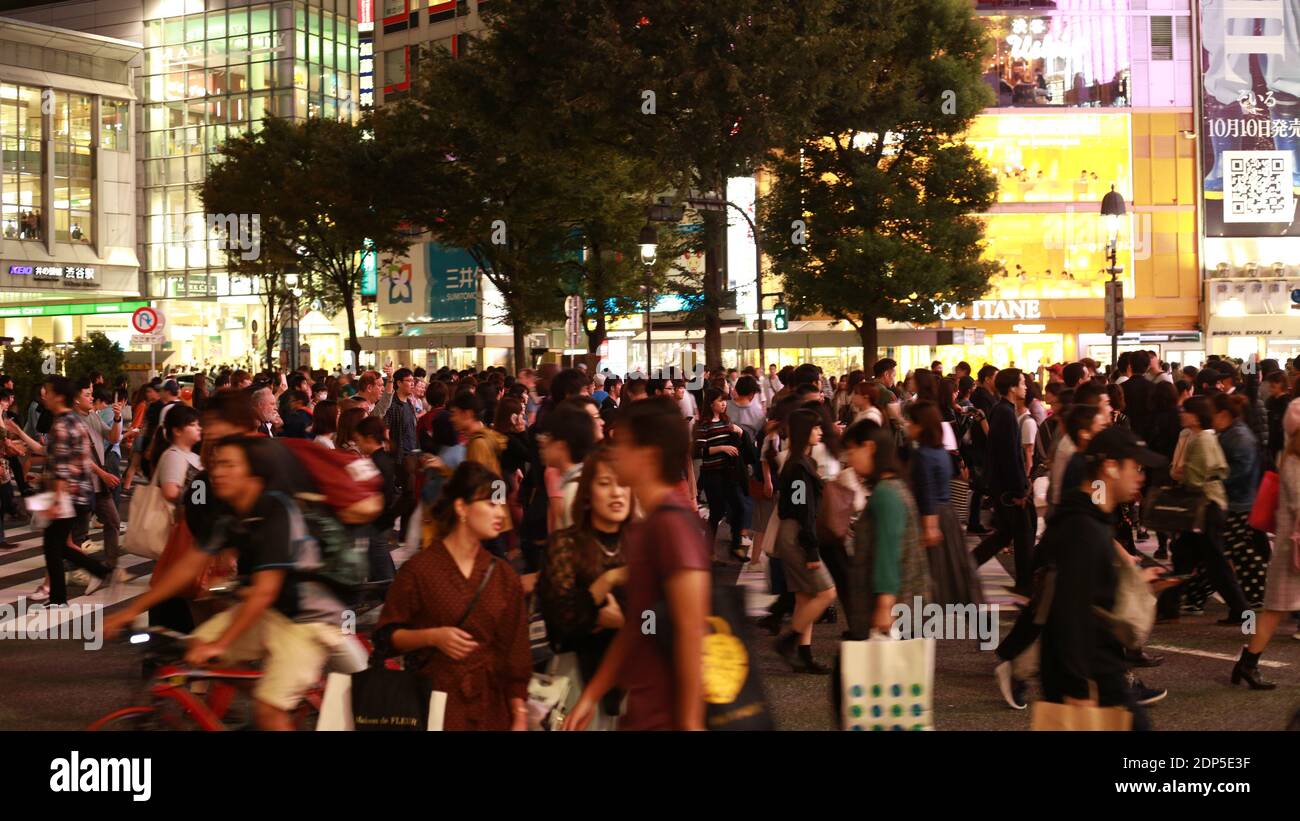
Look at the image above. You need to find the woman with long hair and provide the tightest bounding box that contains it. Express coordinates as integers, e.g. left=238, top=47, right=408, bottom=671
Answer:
left=1166, top=395, right=1251, bottom=623
left=695, top=386, right=748, bottom=563
left=311, top=399, right=339, bottom=449
left=1195, top=393, right=1267, bottom=608
left=906, top=401, right=982, bottom=606
left=772, top=408, right=837, bottom=674
left=538, top=445, right=632, bottom=729
left=377, top=461, right=531, bottom=730
left=1231, top=415, right=1300, bottom=688
left=335, top=406, right=368, bottom=455
left=840, top=420, right=930, bottom=639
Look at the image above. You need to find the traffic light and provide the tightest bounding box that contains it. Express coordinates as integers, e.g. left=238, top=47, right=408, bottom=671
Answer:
left=773, top=301, right=788, bottom=331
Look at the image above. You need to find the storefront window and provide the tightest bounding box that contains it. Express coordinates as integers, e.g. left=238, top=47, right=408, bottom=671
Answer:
left=978, top=212, right=1134, bottom=300
left=966, top=112, right=1132, bottom=204
left=100, top=99, right=130, bottom=151
left=981, top=14, right=1131, bottom=108
left=0, top=84, right=43, bottom=241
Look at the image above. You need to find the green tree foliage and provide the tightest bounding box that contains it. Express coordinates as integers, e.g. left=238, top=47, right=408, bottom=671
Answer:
left=760, top=0, right=1001, bottom=369
left=65, top=332, right=126, bottom=386
left=484, top=0, right=841, bottom=368
left=201, top=117, right=412, bottom=368
left=3, top=336, right=49, bottom=420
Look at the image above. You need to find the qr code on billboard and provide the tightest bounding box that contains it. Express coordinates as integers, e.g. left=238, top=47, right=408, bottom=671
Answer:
left=1223, top=150, right=1294, bottom=223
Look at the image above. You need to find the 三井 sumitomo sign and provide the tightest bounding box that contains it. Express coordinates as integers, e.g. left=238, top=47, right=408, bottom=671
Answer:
left=426, top=244, right=480, bottom=323
left=937, top=299, right=1042, bottom=321
left=1199, top=0, right=1300, bottom=236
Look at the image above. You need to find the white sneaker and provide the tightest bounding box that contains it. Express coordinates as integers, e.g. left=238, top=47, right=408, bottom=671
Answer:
left=84, top=574, right=107, bottom=595
left=28, top=584, right=50, bottom=603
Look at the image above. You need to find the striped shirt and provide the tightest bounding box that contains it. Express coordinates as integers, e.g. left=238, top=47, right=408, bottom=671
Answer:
left=695, top=418, right=738, bottom=471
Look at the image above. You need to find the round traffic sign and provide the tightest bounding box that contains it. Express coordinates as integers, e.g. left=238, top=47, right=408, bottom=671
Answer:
left=131, top=307, right=161, bottom=334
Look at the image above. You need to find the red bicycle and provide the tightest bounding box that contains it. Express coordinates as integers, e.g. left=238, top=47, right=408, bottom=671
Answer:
left=89, top=581, right=389, bottom=731
left=88, top=627, right=336, bottom=731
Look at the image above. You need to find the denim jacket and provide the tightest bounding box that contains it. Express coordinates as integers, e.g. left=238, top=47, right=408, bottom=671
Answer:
left=1217, top=419, right=1260, bottom=514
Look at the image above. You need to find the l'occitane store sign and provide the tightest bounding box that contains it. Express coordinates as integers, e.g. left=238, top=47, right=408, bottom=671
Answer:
left=937, top=299, right=1041, bottom=321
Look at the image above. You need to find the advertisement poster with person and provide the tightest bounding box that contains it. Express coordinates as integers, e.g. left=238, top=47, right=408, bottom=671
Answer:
left=1200, top=0, right=1300, bottom=235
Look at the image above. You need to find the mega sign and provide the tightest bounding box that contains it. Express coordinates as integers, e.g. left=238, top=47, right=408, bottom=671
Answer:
left=937, top=299, right=1042, bottom=321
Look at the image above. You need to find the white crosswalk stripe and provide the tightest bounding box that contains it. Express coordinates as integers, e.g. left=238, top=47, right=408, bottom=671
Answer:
left=0, top=516, right=154, bottom=623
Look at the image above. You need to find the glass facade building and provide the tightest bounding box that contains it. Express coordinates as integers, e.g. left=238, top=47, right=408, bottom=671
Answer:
left=142, top=0, right=360, bottom=301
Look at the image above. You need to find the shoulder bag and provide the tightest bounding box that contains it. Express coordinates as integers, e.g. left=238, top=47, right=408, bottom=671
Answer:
left=122, top=464, right=175, bottom=559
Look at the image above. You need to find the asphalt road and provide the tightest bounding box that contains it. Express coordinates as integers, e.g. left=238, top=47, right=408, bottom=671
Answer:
left=3, top=518, right=1300, bottom=731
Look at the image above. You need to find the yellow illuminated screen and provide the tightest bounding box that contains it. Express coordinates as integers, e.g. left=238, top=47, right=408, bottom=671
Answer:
left=978, top=211, right=1134, bottom=300
left=966, top=113, right=1132, bottom=204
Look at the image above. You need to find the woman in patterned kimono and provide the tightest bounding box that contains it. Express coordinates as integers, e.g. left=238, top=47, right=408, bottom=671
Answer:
left=378, top=462, right=532, bottom=730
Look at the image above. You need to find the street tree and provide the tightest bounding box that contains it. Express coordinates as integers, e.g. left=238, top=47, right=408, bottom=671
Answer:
left=760, top=0, right=1001, bottom=369
left=458, top=0, right=841, bottom=370
left=201, top=116, right=411, bottom=369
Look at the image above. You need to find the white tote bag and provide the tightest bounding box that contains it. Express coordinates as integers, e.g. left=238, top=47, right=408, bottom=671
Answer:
left=122, top=472, right=174, bottom=560
left=839, top=637, right=936, bottom=731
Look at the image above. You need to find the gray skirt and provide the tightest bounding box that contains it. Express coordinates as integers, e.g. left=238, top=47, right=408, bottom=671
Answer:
left=775, top=518, right=835, bottom=593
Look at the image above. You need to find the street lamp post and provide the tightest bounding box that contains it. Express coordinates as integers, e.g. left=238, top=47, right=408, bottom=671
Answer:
left=285, top=272, right=303, bottom=371
left=638, top=222, right=658, bottom=377
left=1100, top=185, right=1126, bottom=371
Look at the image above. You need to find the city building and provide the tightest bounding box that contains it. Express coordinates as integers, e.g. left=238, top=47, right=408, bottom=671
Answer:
left=910, top=0, right=1205, bottom=379
left=1195, top=0, right=1300, bottom=363
left=0, top=16, right=141, bottom=348
left=6, top=0, right=362, bottom=370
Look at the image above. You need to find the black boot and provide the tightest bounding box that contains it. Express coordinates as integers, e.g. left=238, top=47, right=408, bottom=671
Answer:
left=1230, top=646, right=1277, bottom=690
left=774, top=632, right=801, bottom=671
left=797, top=643, right=830, bottom=675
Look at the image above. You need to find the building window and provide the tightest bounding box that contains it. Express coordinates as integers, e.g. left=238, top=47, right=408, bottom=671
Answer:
left=1151, top=16, right=1173, bottom=61
left=0, top=84, right=43, bottom=240
left=384, top=47, right=409, bottom=91
left=53, top=92, right=94, bottom=244
left=982, top=14, right=1132, bottom=107
left=101, top=99, right=130, bottom=151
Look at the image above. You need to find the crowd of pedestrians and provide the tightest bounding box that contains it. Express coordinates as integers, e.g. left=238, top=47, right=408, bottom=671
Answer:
left=4, top=347, right=1299, bottom=730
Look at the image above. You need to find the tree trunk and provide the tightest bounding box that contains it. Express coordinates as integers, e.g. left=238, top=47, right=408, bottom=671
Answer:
left=703, top=210, right=724, bottom=370
left=858, top=317, right=879, bottom=373
left=265, top=295, right=276, bottom=373
left=343, top=290, right=361, bottom=373
left=586, top=300, right=607, bottom=355
left=512, top=322, right=529, bottom=374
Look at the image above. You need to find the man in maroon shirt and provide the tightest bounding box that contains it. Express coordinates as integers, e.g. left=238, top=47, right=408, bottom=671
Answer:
left=565, top=396, right=711, bottom=731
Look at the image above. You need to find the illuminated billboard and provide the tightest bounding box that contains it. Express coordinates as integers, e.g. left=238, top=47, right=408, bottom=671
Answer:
left=1198, top=0, right=1300, bottom=236
left=966, top=112, right=1132, bottom=204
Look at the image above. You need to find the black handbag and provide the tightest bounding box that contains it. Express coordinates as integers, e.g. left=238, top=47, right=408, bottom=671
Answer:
left=1141, top=485, right=1207, bottom=533
left=355, top=560, right=496, bottom=730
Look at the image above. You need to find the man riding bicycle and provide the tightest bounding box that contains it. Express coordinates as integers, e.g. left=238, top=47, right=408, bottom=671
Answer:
left=105, top=434, right=363, bottom=730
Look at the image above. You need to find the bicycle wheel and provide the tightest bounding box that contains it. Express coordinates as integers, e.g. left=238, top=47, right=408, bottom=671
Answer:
left=88, top=706, right=161, bottom=731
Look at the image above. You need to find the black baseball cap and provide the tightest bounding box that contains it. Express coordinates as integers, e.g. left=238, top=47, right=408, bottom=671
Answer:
left=161, top=379, right=180, bottom=394
left=1085, top=426, right=1167, bottom=469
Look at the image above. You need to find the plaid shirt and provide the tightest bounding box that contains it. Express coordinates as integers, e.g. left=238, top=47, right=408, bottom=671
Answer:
left=384, top=395, right=419, bottom=459
left=49, top=411, right=94, bottom=509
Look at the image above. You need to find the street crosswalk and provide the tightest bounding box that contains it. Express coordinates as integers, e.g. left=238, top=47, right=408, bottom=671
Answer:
left=0, top=518, right=155, bottom=626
